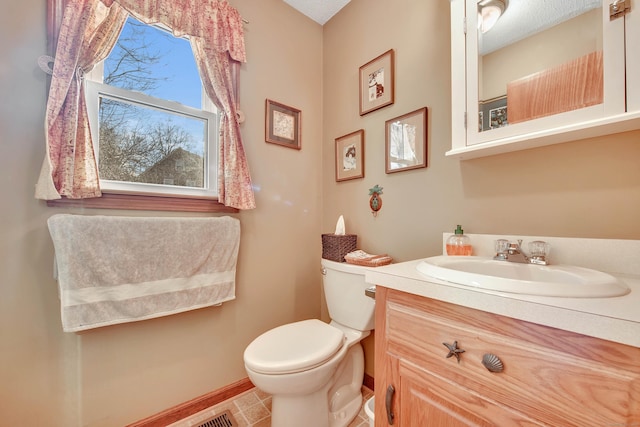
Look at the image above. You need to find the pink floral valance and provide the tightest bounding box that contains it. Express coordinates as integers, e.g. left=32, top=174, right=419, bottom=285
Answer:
left=100, top=0, right=246, bottom=62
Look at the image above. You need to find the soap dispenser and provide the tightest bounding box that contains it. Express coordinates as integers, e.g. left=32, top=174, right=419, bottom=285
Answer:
left=446, top=225, right=473, bottom=256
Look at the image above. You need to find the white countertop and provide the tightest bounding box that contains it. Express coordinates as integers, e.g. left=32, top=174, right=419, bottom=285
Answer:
left=365, top=239, right=640, bottom=348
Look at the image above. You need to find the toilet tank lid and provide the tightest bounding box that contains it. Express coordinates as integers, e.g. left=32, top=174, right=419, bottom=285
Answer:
left=321, top=258, right=369, bottom=274
left=244, top=319, right=345, bottom=374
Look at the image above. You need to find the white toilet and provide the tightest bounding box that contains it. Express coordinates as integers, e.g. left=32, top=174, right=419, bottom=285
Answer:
left=243, top=258, right=375, bottom=427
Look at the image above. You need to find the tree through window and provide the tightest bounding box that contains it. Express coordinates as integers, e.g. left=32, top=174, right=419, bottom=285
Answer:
left=86, top=17, right=218, bottom=198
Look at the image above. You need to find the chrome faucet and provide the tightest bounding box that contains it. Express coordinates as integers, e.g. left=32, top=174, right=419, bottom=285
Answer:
left=506, top=240, right=529, bottom=263
left=494, top=239, right=549, bottom=265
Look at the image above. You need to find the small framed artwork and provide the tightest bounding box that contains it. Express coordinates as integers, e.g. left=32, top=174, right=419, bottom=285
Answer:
left=385, top=107, right=428, bottom=174
left=359, top=49, right=395, bottom=116
left=489, top=105, right=508, bottom=129
left=479, top=95, right=507, bottom=131
left=335, top=130, right=365, bottom=182
left=265, top=99, right=301, bottom=149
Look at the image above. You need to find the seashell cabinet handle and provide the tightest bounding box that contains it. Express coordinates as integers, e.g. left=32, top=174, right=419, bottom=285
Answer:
left=482, top=353, right=504, bottom=373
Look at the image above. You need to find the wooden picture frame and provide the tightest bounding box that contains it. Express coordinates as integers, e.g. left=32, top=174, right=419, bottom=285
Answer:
left=385, top=107, right=428, bottom=174
left=479, top=95, right=507, bottom=131
left=359, top=49, right=395, bottom=116
left=265, top=99, right=301, bottom=149
left=335, top=130, right=365, bottom=182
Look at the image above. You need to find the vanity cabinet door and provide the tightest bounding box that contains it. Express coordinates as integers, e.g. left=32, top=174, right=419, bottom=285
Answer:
left=449, top=0, right=640, bottom=159
left=398, top=361, right=537, bottom=426
left=375, top=286, right=640, bottom=426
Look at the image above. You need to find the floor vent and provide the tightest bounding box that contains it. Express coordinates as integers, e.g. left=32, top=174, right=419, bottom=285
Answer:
left=196, top=410, right=237, bottom=427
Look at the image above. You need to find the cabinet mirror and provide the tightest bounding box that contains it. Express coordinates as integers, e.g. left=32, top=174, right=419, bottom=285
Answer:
left=478, top=1, right=602, bottom=132
left=449, top=0, right=640, bottom=159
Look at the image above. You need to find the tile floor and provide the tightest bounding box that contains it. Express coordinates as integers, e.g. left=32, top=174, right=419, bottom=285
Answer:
left=169, top=385, right=374, bottom=427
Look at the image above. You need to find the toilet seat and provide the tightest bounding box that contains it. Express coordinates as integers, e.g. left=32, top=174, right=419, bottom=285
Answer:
left=244, top=319, right=345, bottom=375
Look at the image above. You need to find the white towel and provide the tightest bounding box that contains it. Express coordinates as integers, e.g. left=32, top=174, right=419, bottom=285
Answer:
left=47, top=214, right=240, bottom=332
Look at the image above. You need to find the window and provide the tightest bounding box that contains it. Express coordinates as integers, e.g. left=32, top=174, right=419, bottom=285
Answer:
left=85, top=17, right=218, bottom=200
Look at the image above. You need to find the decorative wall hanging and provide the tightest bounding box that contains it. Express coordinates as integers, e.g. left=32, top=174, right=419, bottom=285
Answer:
left=359, top=49, right=395, bottom=116
left=335, top=129, right=365, bottom=182
left=368, top=184, right=383, bottom=216
left=385, top=107, right=428, bottom=174
left=265, top=99, right=301, bottom=149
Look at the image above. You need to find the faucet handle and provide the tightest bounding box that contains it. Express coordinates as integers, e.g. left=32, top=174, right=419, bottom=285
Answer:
left=494, top=239, right=509, bottom=260
left=528, top=240, right=550, bottom=265
left=495, top=239, right=509, bottom=253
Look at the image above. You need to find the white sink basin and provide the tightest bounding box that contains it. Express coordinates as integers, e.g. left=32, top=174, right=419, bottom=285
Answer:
left=416, top=256, right=630, bottom=298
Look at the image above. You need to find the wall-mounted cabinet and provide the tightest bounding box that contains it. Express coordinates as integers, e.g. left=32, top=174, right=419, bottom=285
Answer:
left=449, top=0, right=640, bottom=159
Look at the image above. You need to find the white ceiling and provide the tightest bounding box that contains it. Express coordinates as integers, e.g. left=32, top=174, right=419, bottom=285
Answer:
left=283, top=0, right=602, bottom=48
left=283, top=0, right=351, bottom=25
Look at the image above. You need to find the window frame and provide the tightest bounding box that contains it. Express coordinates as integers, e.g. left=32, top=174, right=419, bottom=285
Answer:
left=46, top=192, right=236, bottom=213
left=85, top=79, right=219, bottom=200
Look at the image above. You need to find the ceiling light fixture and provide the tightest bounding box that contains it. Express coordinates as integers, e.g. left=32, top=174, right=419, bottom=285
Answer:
left=478, top=0, right=508, bottom=33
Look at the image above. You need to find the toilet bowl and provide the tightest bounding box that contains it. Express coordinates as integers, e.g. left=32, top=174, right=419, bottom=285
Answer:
left=243, top=259, right=375, bottom=427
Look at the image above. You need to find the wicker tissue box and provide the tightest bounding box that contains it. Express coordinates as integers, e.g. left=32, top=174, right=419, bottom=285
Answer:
left=321, top=234, right=357, bottom=262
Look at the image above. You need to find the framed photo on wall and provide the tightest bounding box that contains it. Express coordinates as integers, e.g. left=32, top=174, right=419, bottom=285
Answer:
left=335, top=129, right=365, bottom=182
left=265, top=99, right=301, bottom=149
left=359, top=49, right=395, bottom=116
left=385, top=107, right=428, bottom=174
left=479, top=95, right=507, bottom=131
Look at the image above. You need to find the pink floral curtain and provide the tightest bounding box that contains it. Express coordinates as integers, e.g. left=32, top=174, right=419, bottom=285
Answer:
left=35, top=0, right=127, bottom=199
left=36, top=0, right=256, bottom=210
left=191, top=40, right=255, bottom=209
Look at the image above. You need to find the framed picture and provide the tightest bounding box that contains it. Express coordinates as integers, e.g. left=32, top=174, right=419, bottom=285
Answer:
left=489, top=105, right=508, bottom=129
left=335, top=130, right=365, bottom=182
left=265, top=99, right=301, bottom=149
left=385, top=107, right=428, bottom=174
left=359, top=49, right=395, bottom=116
left=479, top=95, right=507, bottom=131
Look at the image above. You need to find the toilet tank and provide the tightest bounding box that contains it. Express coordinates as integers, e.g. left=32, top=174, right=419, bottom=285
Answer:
left=321, top=258, right=375, bottom=332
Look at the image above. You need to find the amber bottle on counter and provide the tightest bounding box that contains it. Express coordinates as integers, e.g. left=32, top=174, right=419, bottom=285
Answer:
left=446, top=225, right=473, bottom=256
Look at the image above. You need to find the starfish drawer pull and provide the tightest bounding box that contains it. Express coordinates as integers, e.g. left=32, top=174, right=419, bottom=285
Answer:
left=443, top=341, right=466, bottom=363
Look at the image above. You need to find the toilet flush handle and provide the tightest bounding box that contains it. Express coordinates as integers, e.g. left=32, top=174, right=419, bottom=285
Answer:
left=365, top=286, right=376, bottom=299
left=321, top=267, right=326, bottom=275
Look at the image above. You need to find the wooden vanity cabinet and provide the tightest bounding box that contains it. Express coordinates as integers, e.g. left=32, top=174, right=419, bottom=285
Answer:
left=374, top=286, right=640, bottom=426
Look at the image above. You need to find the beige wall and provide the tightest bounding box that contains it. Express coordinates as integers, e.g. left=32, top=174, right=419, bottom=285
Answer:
left=2, top=0, right=640, bottom=425
left=322, top=0, right=640, bottom=379
left=0, top=0, right=323, bottom=425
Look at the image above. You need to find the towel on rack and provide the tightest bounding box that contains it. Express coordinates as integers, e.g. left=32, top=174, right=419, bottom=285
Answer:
left=47, top=214, right=240, bottom=332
